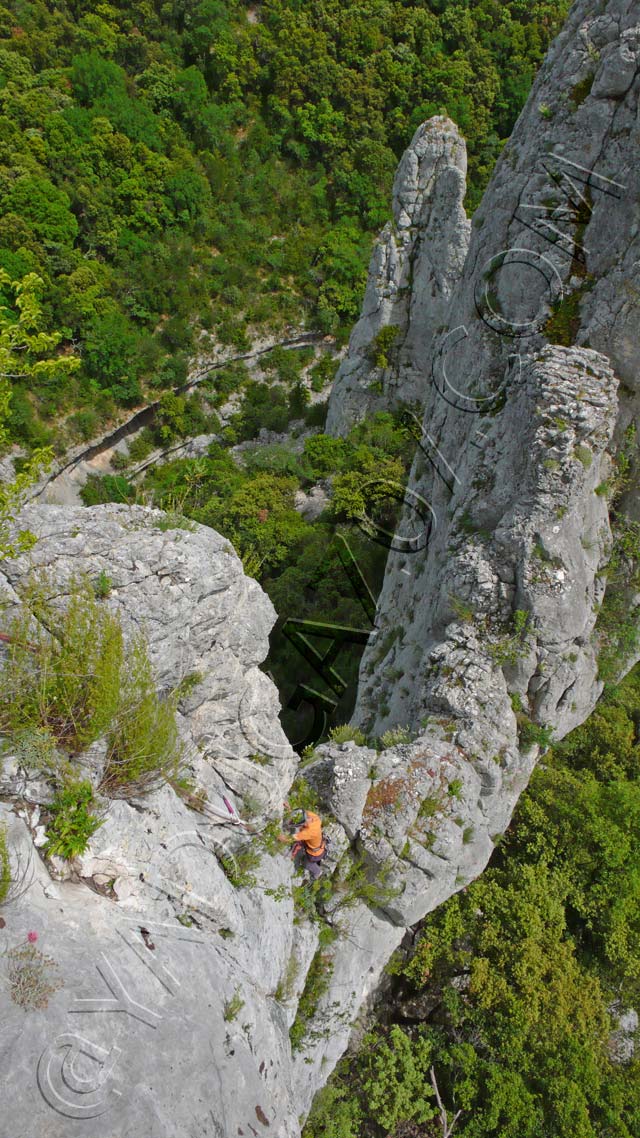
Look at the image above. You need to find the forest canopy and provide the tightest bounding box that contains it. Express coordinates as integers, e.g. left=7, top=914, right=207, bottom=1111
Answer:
left=0, top=0, right=568, bottom=449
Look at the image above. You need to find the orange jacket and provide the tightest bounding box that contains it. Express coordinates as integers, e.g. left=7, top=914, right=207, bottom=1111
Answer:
left=293, top=811, right=325, bottom=857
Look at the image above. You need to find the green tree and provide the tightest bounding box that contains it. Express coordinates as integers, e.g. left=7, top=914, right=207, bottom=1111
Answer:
left=3, top=176, right=79, bottom=248
left=215, top=471, right=309, bottom=577
left=0, top=272, right=77, bottom=557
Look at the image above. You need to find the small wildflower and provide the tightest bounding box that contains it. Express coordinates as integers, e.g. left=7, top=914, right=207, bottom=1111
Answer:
left=27, top=930, right=38, bottom=944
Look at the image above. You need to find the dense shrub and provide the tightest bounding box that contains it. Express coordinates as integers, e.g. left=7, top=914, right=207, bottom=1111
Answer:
left=0, top=578, right=124, bottom=754
left=44, top=780, right=103, bottom=859
left=101, top=635, right=184, bottom=797
left=0, top=577, right=184, bottom=799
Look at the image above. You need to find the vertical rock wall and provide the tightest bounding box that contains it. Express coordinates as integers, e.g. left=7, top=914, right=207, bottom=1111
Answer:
left=326, top=116, right=471, bottom=434
left=352, top=0, right=640, bottom=736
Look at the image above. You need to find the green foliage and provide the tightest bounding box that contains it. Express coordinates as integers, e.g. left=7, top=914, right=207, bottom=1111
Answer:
left=457, top=507, right=490, bottom=537
left=156, top=391, right=187, bottom=443
left=258, top=819, right=284, bottom=856
left=220, top=845, right=261, bottom=889
left=290, top=932, right=337, bottom=1051
left=450, top=594, right=475, bottom=623
left=101, top=636, right=183, bottom=796
left=211, top=471, right=309, bottom=578
left=223, top=987, right=245, bottom=1022
left=418, top=795, right=442, bottom=819
left=368, top=325, right=401, bottom=369
left=127, top=431, right=156, bottom=464
left=330, top=453, right=406, bottom=527
left=553, top=663, right=640, bottom=782
left=333, top=854, right=401, bottom=913
left=156, top=510, right=196, bottom=533
left=518, top=718, right=554, bottom=750
left=80, top=474, right=134, bottom=506
left=608, top=424, right=637, bottom=504
left=357, top=1026, right=436, bottom=1132
left=302, top=1084, right=362, bottom=1138
left=378, top=726, right=412, bottom=748
left=571, top=71, right=596, bottom=107
left=309, top=664, right=640, bottom=1138
left=8, top=726, right=59, bottom=776
left=6, top=939, right=62, bottom=1011
left=287, top=777, right=320, bottom=814
left=0, top=273, right=63, bottom=556
left=575, top=444, right=593, bottom=469
left=249, top=752, right=272, bottom=766
left=0, top=0, right=567, bottom=445
left=487, top=609, right=531, bottom=667
left=230, top=381, right=291, bottom=441
left=138, top=411, right=413, bottom=737
left=595, top=443, right=640, bottom=684
left=304, top=1025, right=436, bottom=1137
left=93, top=571, right=113, bottom=599
left=44, top=780, right=103, bottom=859
left=293, top=881, right=322, bottom=924
left=328, top=725, right=367, bottom=746
left=0, top=822, right=10, bottom=903
left=274, top=951, right=300, bottom=1002
left=310, top=355, right=338, bottom=392
left=0, top=576, right=185, bottom=799
left=544, top=280, right=593, bottom=346
left=0, top=577, right=124, bottom=754
left=303, top=434, right=350, bottom=477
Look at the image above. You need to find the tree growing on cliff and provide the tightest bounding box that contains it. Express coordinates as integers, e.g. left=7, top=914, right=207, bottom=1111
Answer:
left=0, top=272, right=78, bottom=559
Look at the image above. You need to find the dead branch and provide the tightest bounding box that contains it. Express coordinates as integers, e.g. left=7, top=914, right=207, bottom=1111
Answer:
left=430, top=1066, right=462, bottom=1138
left=1, top=841, right=36, bottom=908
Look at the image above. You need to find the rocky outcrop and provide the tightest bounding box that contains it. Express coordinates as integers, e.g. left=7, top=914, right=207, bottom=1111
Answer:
left=354, top=345, right=619, bottom=737
left=352, top=0, right=640, bottom=733
left=0, top=359, right=628, bottom=1136
left=0, top=506, right=303, bottom=1136
left=325, top=116, right=471, bottom=435
left=0, top=505, right=512, bottom=1135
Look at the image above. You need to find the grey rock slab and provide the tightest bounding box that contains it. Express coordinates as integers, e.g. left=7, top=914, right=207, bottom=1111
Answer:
left=326, top=116, right=471, bottom=434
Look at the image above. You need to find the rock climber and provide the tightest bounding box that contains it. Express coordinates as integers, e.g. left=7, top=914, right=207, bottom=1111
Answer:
left=277, top=801, right=327, bottom=880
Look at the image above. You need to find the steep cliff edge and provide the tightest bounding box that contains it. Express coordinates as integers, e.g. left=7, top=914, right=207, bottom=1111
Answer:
left=326, top=116, right=470, bottom=435
left=1, top=3, right=639, bottom=1135
left=344, top=0, right=640, bottom=736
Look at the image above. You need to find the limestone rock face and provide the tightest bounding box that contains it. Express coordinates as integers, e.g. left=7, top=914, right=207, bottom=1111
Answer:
left=0, top=504, right=296, bottom=813
left=325, top=116, right=471, bottom=435
left=354, top=345, right=618, bottom=738
left=0, top=505, right=501, bottom=1135
left=352, top=0, right=640, bottom=735
left=0, top=505, right=306, bottom=1137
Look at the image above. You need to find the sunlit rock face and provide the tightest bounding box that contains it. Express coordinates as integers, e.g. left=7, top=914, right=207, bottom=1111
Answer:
left=326, top=115, right=471, bottom=435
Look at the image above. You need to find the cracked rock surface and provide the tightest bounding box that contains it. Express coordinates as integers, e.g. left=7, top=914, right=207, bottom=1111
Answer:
left=351, top=0, right=640, bottom=737
left=326, top=115, right=471, bottom=435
